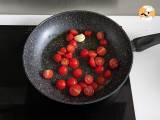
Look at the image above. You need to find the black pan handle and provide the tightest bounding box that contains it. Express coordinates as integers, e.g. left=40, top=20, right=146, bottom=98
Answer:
left=131, top=33, right=160, bottom=52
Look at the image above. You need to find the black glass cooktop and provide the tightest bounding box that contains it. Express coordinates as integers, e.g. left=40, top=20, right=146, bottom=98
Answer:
left=0, top=26, right=136, bottom=120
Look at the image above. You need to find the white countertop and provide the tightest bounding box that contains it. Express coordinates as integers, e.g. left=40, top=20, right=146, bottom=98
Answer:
left=1, top=15, right=160, bottom=120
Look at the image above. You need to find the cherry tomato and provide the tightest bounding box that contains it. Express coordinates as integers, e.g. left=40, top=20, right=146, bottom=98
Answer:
left=69, top=58, right=79, bottom=69
left=69, top=84, right=82, bottom=96
left=97, top=46, right=107, bottom=56
left=99, top=39, right=108, bottom=46
left=60, top=47, right=67, bottom=53
left=65, top=52, right=73, bottom=59
left=61, top=58, right=69, bottom=66
left=80, top=49, right=89, bottom=58
left=56, top=79, right=66, bottom=90
left=67, top=77, right=78, bottom=87
left=57, top=51, right=65, bottom=56
left=104, top=69, right=112, bottom=78
left=79, top=82, right=88, bottom=90
left=66, top=33, right=74, bottom=41
left=96, top=76, right=106, bottom=85
left=58, top=66, right=68, bottom=76
left=91, top=82, right=98, bottom=91
left=73, top=68, right=83, bottom=78
left=95, top=57, right=105, bottom=66
left=69, top=29, right=78, bottom=36
left=84, top=74, right=94, bottom=85
left=95, top=66, right=104, bottom=74
left=84, top=30, right=92, bottom=37
left=83, top=86, right=94, bottom=97
left=88, top=57, right=96, bottom=68
left=109, top=58, right=119, bottom=69
left=96, top=31, right=104, bottom=40
left=88, top=50, right=97, bottom=58
left=69, top=40, right=77, bottom=47
left=53, top=53, right=62, bottom=63
left=67, top=44, right=75, bottom=53
left=42, top=69, right=54, bottom=79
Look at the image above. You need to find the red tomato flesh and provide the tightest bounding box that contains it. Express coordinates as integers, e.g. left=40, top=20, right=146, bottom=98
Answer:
left=95, top=57, right=105, bottom=66
left=42, top=69, right=54, bottom=79
left=97, top=46, right=107, bottom=56
left=83, top=86, right=94, bottom=96
left=61, top=58, right=69, bottom=66
left=109, top=58, right=119, bottom=69
left=84, top=74, right=94, bottom=85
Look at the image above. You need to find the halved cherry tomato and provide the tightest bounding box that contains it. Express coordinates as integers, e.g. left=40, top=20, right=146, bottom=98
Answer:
left=60, top=47, right=67, bottom=53
left=79, top=82, right=87, bottom=90
left=96, top=31, right=104, bottom=40
left=80, top=49, right=89, bottom=58
left=53, top=53, right=62, bottom=63
left=104, top=69, right=112, bottom=78
left=65, top=52, right=73, bottom=59
left=69, top=84, right=82, bottom=96
left=88, top=50, right=97, bottom=58
left=84, top=74, right=94, bottom=85
left=83, top=86, right=94, bottom=96
left=56, top=79, right=66, bottom=90
left=66, top=33, right=74, bottom=41
left=88, top=57, right=96, bottom=68
left=97, top=46, right=107, bottom=56
left=69, top=29, right=78, bottom=36
left=99, top=39, right=108, bottom=46
left=91, top=82, right=98, bottom=91
left=84, top=30, right=92, bottom=37
left=95, top=57, right=105, bottom=66
left=96, top=76, right=106, bottom=85
left=95, top=66, right=104, bottom=74
left=69, top=58, right=79, bottom=69
left=58, top=66, right=68, bottom=76
left=69, top=40, right=77, bottom=47
left=109, top=58, right=119, bottom=69
left=73, top=68, right=83, bottom=78
left=61, top=58, right=69, bottom=66
left=42, top=69, right=54, bottom=79
left=67, top=77, right=77, bottom=87
left=67, top=44, right=75, bottom=53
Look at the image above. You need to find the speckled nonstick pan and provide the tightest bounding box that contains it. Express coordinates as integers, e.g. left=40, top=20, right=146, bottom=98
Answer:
left=23, top=10, right=160, bottom=105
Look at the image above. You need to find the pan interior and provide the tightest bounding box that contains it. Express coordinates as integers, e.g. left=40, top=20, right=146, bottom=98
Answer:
left=23, top=11, right=133, bottom=104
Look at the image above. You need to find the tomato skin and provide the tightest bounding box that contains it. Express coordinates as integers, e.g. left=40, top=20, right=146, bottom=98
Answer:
left=65, top=52, right=73, bottom=59
left=73, top=68, right=83, bottom=78
left=83, top=86, right=94, bottom=96
left=109, top=58, right=119, bottom=69
left=96, top=76, right=106, bottom=85
left=80, top=49, right=89, bottom=58
left=97, top=46, right=107, bottom=56
left=60, top=47, right=67, bottom=53
left=69, top=29, right=78, bottom=36
left=69, top=58, right=79, bottom=69
left=96, top=32, right=104, bottom=40
left=84, top=74, right=94, bottom=85
left=95, top=57, right=105, bottom=66
left=91, top=82, right=98, bottom=91
left=84, top=31, right=92, bottom=37
left=61, top=58, right=69, bottom=66
left=67, top=77, right=77, bottom=87
left=79, top=82, right=88, bottom=90
left=99, top=39, right=108, bottom=46
left=88, top=57, right=96, bottom=68
left=58, top=66, right=68, bottom=76
left=66, top=33, right=74, bottom=41
left=69, top=84, right=82, bottom=96
left=53, top=53, right=62, bottom=63
left=56, top=79, right=66, bottom=90
left=95, top=66, right=104, bottom=74
left=69, top=40, right=77, bottom=47
left=42, top=69, right=54, bottom=79
left=104, top=69, right=112, bottom=78
left=67, top=44, right=75, bottom=53
left=88, top=50, right=97, bottom=58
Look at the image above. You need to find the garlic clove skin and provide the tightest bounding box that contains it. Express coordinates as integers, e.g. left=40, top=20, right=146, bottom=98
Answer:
left=74, top=34, right=85, bottom=42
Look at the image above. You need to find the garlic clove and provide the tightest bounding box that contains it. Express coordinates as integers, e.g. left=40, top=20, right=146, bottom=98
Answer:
left=74, top=34, right=85, bottom=42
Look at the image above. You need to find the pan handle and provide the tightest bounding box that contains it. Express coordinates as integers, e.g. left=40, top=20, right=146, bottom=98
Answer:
left=131, top=33, right=160, bottom=52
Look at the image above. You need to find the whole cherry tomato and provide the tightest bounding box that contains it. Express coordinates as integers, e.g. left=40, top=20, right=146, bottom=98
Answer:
left=104, top=69, right=112, bottom=78
left=80, top=49, right=89, bottom=58
left=95, top=57, right=105, bottom=66
left=96, top=31, right=104, bottom=40
left=69, top=40, right=77, bottom=48
left=73, top=68, right=83, bottom=78
left=88, top=57, right=96, bottom=68
left=58, top=66, right=68, bottom=76
left=97, top=46, right=107, bottom=56
left=53, top=53, right=62, bottom=63
left=42, top=69, right=54, bottom=79
left=79, top=82, right=88, bottom=90
left=67, top=77, right=77, bottom=87
left=61, top=58, right=69, bottom=66
left=83, top=86, right=94, bottom=96
left=66, top=33, right=74, bottom=41
left=95, top=66, right=104, bottom=74
left=84, top=74, right=94, bottom=85
left=99, top=39, right=108, bottom=46
left=65, top=52, right=73, bottom=59
left=69, top=29, right=78, bottom=36
left=96, top=76, right=106, bottom=85
left=109, top=58, right=119, bottom=69
left=67, top=44, right=75, bottom=53
left=84, top=30, right=92, bottom=37
left=91, top=82, right=98, bottom=91
left=69, top=58, right=79, bottom=69
left=56, top=79, right=66, bottom=90
left=88, top=50, right=97, bottom=58
left=60, top=47, right=67, bottom=54
left=69, top=84, right=82, bottom=96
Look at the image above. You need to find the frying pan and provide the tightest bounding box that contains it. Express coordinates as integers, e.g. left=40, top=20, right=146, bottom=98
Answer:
left=23, top=10, right=160, bottom=105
